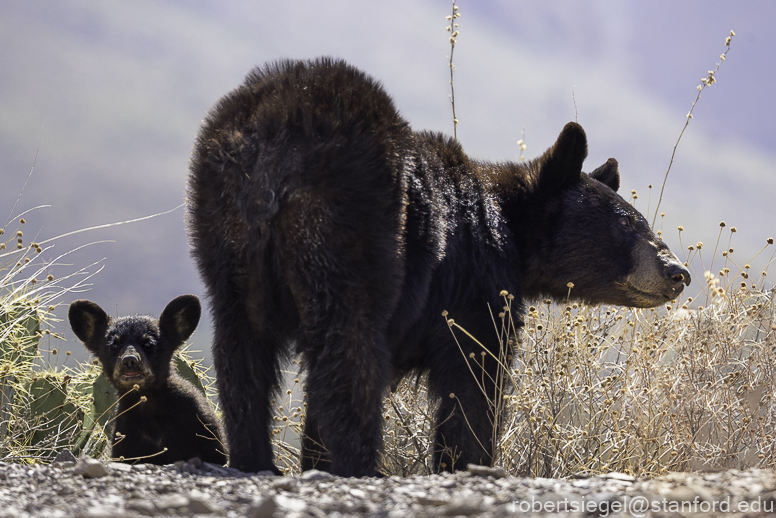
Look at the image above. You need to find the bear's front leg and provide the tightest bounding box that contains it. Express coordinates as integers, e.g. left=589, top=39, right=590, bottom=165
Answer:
left=427, top=309, right=504, bottom=472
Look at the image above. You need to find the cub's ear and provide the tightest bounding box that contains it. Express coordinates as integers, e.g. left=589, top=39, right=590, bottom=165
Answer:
left=68, top=300, right=110, bottom=354
left=589, top=158, right=620, bottom=192
left=159, top=295, right=201, bottom=348
left=537, top=122, right=588, bottom=192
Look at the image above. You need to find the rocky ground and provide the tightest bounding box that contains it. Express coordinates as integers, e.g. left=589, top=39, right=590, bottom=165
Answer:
left=2, top=453, right=776, bottom=517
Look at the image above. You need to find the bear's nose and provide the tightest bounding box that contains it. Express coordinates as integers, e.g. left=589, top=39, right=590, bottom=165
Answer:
left=121, top=346, right=141, bottom=370
left=667, top=263, right=691, bottom=287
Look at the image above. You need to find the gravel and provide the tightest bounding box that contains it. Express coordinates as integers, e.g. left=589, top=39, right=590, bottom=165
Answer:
left=1, top=455, right=775, bottom=517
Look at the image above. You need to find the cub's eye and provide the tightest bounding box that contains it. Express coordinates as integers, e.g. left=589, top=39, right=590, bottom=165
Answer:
left=142, top=338, right=155, bottom=349
left=109, top=336, right=121, bottom=350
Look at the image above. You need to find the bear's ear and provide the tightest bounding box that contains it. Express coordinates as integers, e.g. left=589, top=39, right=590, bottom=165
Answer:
left=68, top=300, right=110, bottom=354
left=537, top=122, right=588, bottom=192
left=589, top=158, right=620, bottom=192
left=159, top=295, right=201, bottom=348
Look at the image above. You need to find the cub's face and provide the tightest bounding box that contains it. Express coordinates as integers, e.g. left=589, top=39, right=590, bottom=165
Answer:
left=68, top=295, right=202, bottom=394
left=102, top=317, right=165, bottom=392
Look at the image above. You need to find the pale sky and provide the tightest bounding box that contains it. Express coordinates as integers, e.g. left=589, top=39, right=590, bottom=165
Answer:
left=1, top=1, right=774, bottom=363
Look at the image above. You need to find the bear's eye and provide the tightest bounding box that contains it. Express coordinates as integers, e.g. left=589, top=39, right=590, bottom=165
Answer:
left=142, top=338, right=155, bottom=349
left=109, top=336, right=121, bottom=350
left=619, top=217, right=631, bottom=229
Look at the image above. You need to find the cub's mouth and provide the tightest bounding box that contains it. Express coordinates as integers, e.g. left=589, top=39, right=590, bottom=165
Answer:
left=112, top=367, right=153, bottom=390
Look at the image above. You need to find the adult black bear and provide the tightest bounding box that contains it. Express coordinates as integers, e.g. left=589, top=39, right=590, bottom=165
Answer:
left=68, top=295, right=226, bottom=465
left=186, top=58, right=690, bottom=477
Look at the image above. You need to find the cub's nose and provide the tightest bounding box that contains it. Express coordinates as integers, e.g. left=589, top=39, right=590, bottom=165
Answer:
left=121, top=346, right=141, bottom=370
left=667, top=262, right=691, bottom=287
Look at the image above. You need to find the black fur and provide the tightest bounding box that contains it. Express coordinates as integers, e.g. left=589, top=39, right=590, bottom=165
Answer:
left=68, top=295, right=226, bottom=465
left=186, top=58, right=690, bottom=476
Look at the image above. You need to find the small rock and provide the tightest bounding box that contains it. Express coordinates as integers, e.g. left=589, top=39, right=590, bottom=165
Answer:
left=53, top=449, right=77, bottom=464
left=585, top=491, right=616, bottom=514
left=155, top=494, right=189, bottom=511
left=247, top=496, right=277, bottom=518
left=73, top=458, right=110, bottom=479
left=571, top=478, right=592, bottom=489
left=202, top=462, right=231, bottom=476
left=600, top=471, right=636, bottom=483
left=76, top=505, right=136, bottom=518
left=300, top=469, right=333, bottom=481
left=466, top=464, right=507, bottom=479
left=441, top=496, right=482, bottom=516
left=349, top=488, right=367, bottom=499
left=125, top=500, right=156, bottom=515
left=272, top=478, right=297, bottom=491
left=108, top=462, right=133, bottom=473
left=416, top=495, right=448, bottom=506
left=660, top=484, right=714, bottom=503
left=187, top=496, right=217, bottom=514
left=275, top=494, right=307, bottom=512
left=187, top=457, right=203, bottom=469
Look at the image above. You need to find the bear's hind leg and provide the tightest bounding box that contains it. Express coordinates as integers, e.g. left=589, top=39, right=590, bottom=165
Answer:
left=209, top=283, right=288, bottom=475
left=301, top=326, right=390, bottom=477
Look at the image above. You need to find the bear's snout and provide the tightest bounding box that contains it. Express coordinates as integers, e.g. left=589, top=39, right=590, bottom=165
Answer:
left=120, top=345, right=142, bottom=371
left=665, top=262, right=691, bottom=288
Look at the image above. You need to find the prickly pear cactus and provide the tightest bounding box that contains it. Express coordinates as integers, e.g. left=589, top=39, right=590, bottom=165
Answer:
left=0, top=302, right=40, bottom=367
left=175, top=355, right=207, bottom=396
left=27, top=376, right=82, bottom=451
left=0, top=303, right=40, bottom=440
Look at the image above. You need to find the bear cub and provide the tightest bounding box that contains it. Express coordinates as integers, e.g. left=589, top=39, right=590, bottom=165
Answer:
left=69, top=295, right=226, bottom=465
